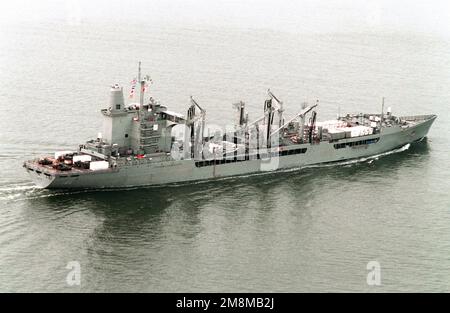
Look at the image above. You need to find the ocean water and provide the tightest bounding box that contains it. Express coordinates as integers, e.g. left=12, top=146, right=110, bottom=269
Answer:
left=0, top=13, right=450, bottom=292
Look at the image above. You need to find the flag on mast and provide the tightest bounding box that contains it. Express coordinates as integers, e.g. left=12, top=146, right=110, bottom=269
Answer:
left=142, top=75, right=153, bottom=93
left=129, top=77, right=137, bottom=98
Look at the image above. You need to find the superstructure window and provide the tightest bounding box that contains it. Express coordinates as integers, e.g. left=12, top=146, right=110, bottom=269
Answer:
left=116, top=104, right=121, bottom=110
left=194, top=147, right=308, bottom=167
left=280, top=148, right=307, bottom=156
left=334, top=137, right=380, bottom=149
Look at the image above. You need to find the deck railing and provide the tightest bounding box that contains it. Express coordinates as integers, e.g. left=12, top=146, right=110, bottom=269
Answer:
left=398, top=114, right=435, bottom=122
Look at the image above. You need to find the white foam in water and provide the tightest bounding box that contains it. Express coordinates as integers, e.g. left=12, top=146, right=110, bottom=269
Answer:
left=0, top=185, right=36, bottom=192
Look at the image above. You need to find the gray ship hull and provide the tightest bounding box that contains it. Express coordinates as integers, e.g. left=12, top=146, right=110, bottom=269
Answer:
left=24, top=114, right=436, bottom=189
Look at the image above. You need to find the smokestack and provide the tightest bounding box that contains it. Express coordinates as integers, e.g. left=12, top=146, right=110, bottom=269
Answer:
left=109, top=84, right=124, bottom=112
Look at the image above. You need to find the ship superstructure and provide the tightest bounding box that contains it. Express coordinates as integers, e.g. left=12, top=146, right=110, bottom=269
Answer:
left=23, top=66, right=436, bottom=189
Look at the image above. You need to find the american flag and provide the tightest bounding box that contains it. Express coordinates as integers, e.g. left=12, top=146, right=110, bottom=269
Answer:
left=129, top=77, right=137, bottom=98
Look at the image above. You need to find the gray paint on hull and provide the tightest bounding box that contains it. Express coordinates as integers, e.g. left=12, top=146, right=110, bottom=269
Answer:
left=27, top=116, right=435, bottom=189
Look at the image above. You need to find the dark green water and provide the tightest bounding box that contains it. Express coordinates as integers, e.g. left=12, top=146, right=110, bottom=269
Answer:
left=0, top=12, right=449, bottom=292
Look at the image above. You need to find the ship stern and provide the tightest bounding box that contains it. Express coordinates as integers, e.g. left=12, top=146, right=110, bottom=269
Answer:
left=23, top=162, right=57, bottom=189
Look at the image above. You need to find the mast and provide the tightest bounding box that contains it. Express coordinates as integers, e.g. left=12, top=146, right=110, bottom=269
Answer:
left=190, top=96, right=206, bottom=157
left=138, top=61, right=141, bottom=82
left=267, top=89, right=284, bottom=130
left=183, top=97, right=206, bottom=160
left=264, top=98, right=273, bottom=149
left=244, top=113, right=249, bottom=161
left=134, top=61, right=142, bottom=120
left=139, top=60, right=144, bottom=108
left=137, top=62, right=151, bottom=110
left=256, top=124, right=260, bottom=159
left=381, top=97, right=385, bottom=127
left=139, top=81, right=145, bottom=107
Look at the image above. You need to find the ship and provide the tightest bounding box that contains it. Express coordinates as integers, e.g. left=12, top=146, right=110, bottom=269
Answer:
left=23, top=66, right=437, bottom=189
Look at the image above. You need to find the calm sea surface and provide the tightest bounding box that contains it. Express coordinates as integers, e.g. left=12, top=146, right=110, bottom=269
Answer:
left=0, top=18, right=449, bottom=292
